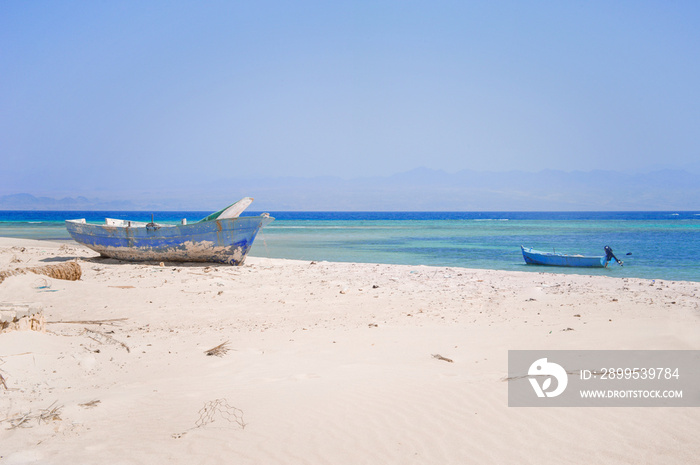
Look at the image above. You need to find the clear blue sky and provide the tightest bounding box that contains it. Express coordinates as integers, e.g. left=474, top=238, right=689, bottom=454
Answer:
left=2, top=1, right=699, bottom=195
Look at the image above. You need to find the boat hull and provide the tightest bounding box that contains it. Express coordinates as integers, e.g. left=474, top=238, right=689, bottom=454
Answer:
left=66, top=216, right=273, bottom=265
left=521, top=246, right=606, bottom=268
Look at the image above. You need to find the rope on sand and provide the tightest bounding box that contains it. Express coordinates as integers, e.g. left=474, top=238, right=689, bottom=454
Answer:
left=0, top=261, right=82, bottom=284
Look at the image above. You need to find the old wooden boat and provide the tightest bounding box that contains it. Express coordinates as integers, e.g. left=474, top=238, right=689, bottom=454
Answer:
left=65, top=198, right=273, bottom=265
left=521, top=246, right=621, bottom=268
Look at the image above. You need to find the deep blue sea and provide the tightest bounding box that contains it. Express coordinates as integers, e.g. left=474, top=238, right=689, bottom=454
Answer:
left=1, top=210, right=698, bottom=282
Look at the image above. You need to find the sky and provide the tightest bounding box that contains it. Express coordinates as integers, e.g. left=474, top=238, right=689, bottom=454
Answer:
left=2, top=1, right=700, bottom=197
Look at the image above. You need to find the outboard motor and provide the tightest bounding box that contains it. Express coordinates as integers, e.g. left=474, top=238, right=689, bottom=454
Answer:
left=604, top=246, right=623, bottom=267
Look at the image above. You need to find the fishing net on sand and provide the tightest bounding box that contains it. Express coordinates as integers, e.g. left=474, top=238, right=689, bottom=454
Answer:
left=195, top=399, right=246, bottom=429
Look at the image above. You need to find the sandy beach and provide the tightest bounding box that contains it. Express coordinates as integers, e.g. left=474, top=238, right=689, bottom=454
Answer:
left=1, top=237, right=698, bottom=464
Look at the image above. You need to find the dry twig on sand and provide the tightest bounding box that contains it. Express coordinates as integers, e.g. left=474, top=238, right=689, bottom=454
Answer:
left=3, top=402, right=63, bottom=430
left=0, top=261, right=82, bottom=284
left=79, top=400, right=101, bottom=408
left=49, top=318, right=128, bottom=326
left=432, top=354, right=454, bottom=363
left=83, top=328, right=131, bottom=353
left=38, top=402, right=63, bottom=423
left=5, top=412, right=32, bottom=429
left=204, top=341, right=231, bottom=357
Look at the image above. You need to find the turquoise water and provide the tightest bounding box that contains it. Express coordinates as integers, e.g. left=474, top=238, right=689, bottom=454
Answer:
left=1, top=211, right=699, bottom=282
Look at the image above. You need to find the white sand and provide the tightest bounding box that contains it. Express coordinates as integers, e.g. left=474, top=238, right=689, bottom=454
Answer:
left=1, top=237, right=698, bottom=464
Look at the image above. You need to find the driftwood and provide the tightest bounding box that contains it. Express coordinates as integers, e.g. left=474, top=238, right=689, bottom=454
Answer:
left=0, top=262, right=82, bottom=284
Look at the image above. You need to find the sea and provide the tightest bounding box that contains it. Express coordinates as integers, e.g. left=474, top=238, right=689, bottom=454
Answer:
left=1, top=211, right=698, bottom=282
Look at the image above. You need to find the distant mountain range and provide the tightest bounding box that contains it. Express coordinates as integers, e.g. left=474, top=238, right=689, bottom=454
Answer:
left=0, top=193, right=140, bottom=210
left=2, top=168, right=699, bottom=211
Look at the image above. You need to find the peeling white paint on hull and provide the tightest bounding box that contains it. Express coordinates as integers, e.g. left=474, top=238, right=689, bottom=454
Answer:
left=90, top=243, right=247, bottom=265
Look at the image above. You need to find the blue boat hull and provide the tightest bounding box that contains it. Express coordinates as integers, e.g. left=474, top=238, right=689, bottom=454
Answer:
left=66, top=216, right=273, bottom=265
left=521, top=246, right=607, bottom=268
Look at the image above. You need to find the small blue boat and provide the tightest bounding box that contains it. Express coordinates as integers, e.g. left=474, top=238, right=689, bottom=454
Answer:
left=66, top=198, right=273, bottom=265
left=521, top=246, right=623, bottom=268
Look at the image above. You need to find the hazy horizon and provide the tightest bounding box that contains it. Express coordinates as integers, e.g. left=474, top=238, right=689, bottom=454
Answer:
left=2, top=166, right=698, bottom=212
